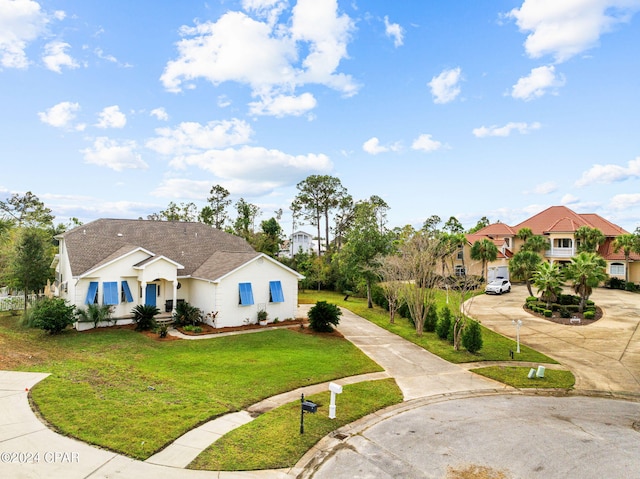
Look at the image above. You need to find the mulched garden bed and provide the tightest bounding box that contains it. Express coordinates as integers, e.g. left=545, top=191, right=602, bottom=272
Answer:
left=523, top=306, right=603, bottom=325
left=176, top=317, right=307, bottom=336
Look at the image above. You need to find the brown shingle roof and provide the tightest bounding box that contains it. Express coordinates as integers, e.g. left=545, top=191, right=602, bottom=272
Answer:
left=60, top=219, right=257, bottom=280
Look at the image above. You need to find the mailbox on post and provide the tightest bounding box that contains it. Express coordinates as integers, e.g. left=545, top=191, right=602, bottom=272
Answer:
left=300, top=393, right=317, bottom=434
left=328, top=382, right=343, bottom=419
left=301, top=399, right=318, bottom=413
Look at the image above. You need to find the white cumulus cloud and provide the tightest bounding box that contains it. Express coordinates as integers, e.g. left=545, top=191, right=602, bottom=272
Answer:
left=167, top=145, right=333, bottom=194
left=249, top=92, right=317, bottom=117
left=411, top=134, right=443, bottom=153
left=532, top=181, right=558, bottom=195
left=506, top=0, right=640, bottom=63
left=473, top=121, right=541, bottom=137
left=561, top=193, right=580, bottom=205
left=146, top=119, right=253, bottom=156
left=384, top=16, right=404, bottom=47
left=610, top=193, right=640, bottom=210
left=38, top=101, right=85, bottom=130
left=511, top=65, right=565, bottom=101
left=428, top=67, right=462, bottom=104
left=150, top=107, right=169, bottom=121
left=81, top=137, right=147, bottom=171
left=160, top=0, right=357, bottom=117
left=362, top=137, right=401, bottom=155
left=575, top=157, right=640, bottom=187
left=42, top=40, right=78, bottom=73
left=96, top=105, right=127, bottom=129
left=0, top=0, right=49, bottom=69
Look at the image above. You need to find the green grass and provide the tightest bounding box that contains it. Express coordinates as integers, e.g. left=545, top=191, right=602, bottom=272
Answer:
left=299, top=290, right=558, bottom=364
left=0, top=314, right=381, bottom=460
left=189, top=379, right=403, bottom=471
left=471, top=366, right=575, bottom=389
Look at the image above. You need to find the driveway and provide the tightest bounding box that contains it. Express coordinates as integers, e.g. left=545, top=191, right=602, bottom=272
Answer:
left=466, top=284, right=640, bottom=395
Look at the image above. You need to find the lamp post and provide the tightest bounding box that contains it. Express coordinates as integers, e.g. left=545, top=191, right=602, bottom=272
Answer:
left=512, top=319, right=522, bottom=353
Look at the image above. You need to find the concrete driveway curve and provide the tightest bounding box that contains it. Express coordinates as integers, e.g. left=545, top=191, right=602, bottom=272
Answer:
left=465, top=284, right=640, bottom=395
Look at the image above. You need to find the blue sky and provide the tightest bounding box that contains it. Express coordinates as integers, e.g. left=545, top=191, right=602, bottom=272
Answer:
left=2, top=0, right=640, bottom=234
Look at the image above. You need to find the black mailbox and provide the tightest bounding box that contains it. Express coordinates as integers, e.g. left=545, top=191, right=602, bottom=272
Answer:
left=302, top=400, right=317, bottom=413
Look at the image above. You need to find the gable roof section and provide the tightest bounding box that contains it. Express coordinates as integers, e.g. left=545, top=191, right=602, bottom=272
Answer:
left=60, top=219, right=256, bottom=280
left=199, top=252, right=305, bottom=283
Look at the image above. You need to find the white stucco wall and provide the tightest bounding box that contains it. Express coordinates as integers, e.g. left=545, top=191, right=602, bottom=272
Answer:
left=210, top=256, right=300, bottom=328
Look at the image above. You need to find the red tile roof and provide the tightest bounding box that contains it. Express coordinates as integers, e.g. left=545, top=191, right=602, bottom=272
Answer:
left=474, top=222, right=516, bottom=236
left=598, top=238, right=640, bottom=261
left=512, top=205, right=629, bottom=237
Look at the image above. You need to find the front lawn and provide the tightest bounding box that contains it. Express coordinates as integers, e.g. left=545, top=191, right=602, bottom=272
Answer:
left=0, top=314, right=381, bottom=460
left=189, top=379, right=403, bottom=471
left=299, top=290, right=558, bottom=364
left=471, top=366, right=575, bottom=389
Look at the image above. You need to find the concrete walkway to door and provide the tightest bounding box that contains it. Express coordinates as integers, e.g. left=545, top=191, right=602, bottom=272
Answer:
left=466, top=284, right=640, bottom=395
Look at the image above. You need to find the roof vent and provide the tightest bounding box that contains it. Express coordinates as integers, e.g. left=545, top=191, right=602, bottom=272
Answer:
left=117, top=233, right=123, bottom=237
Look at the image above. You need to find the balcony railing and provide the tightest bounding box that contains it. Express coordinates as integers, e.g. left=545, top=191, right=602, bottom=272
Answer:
left=545, top=247, right=575, bottom=258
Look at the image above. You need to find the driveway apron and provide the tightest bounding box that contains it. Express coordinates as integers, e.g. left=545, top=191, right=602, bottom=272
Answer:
left=298, top=304, right=509, bottom=400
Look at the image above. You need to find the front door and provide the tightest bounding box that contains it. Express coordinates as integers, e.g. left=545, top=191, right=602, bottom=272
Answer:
left=145, top=284, right=157, bottom=307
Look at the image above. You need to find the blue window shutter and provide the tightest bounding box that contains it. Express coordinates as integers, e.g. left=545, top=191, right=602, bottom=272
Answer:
left=103, top=282, right=119, bottom=305
left=239, top=283, right=254, bottom=306
left=269, top=281, right=284, bottom=302
left=85, top=282, right=99, bottom=304
left=121, top=281, right=134, bottom=303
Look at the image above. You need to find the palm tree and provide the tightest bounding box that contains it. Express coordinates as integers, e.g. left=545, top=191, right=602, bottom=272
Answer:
left=522, top=234, right=550, bottom=254
left=470, top=238, right=499, bottom=282
left=509, top=250, right=542, bottom=296
left=564, top=252, right=608, bottom=312
left=516, top=227, right=533, bottom=245
left=613, top=234, right=638, bottom=283
left=575, top=226, right=605, bottom=253
left=533, top=261, right=563, bottom=309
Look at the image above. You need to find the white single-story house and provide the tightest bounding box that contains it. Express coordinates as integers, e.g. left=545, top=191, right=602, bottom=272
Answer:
left=52, top=219, right=304, bottom=331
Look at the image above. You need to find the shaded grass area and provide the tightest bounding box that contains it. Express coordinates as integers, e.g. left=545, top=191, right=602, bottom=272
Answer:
left=0, top=314, right=381, bottom=460
left=299, top=290, right=558, bottom=365
left=189, top=379, right=403, bottom=471
left=471, top=366, right=575, bottom=389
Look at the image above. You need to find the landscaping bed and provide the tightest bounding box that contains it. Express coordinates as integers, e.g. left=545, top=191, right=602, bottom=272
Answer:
left=523, top=293, right=603, bottom=325
left=176, top=317, right=307, bottom=336
left=523, top=306, right=603, bottom=325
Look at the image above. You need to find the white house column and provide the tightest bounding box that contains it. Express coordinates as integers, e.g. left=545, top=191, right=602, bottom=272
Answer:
left=172, top=280, right=178, bottom=313
left=141, top=281, right=147, bottom=305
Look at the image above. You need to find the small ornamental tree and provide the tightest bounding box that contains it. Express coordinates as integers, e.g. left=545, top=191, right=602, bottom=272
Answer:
left=424, top=303, right=438, bottom=333
left=436, top=306, right=452, bottom=340
left=308, top=301, right=342, bottom=332
left=30, top=297, right=76, bottom=334
left=462, top=320, right=483, bottom=353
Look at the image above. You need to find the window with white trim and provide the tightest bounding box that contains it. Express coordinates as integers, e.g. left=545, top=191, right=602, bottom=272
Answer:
left=610, top=263, right=625, bottom=276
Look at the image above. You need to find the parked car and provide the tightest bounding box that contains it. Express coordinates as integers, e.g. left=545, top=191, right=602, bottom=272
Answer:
left=485, top=279, right=511, bottom=294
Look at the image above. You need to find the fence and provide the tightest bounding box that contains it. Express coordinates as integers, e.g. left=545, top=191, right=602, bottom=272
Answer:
left=0, top=294, right=40, bottom=312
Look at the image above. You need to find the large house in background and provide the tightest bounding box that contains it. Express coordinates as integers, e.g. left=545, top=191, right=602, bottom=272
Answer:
left=454, top=206, right=640, bottom=283
left=52, top=219, right=303, bottom=331
left=279, top=230, right=325, bottom=258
